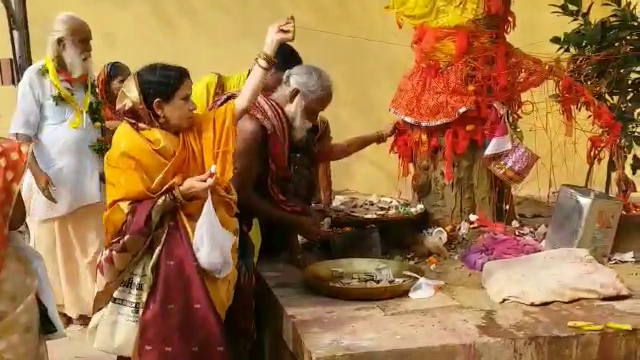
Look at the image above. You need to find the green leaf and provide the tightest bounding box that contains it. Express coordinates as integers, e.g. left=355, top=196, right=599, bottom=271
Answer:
left=550, top=36, right=563, bottom=45
left=566, top=0, right=582, bottom=11
left=581, top=2, right=594, bottom=20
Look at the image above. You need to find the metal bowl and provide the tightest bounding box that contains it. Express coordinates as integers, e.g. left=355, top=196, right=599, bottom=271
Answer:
left=302, top=258, right=424, bottom=301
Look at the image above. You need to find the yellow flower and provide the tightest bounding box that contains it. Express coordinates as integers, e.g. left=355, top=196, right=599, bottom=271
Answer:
left=93, top=122, right=102, bottom=129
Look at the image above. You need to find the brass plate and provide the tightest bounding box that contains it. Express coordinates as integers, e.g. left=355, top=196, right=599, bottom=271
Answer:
left=303, top=258, right=424, bottom=301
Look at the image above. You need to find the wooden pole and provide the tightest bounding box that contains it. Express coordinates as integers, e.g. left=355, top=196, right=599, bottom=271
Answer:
left=2, top=0, right=32, bottom=82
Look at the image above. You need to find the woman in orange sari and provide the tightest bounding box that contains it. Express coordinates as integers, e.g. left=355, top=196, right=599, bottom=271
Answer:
left=93, top=19, right=294, bottom=360
left=0, top=139, right=51, bottom=359
left=96, top=61, right=131, bottom=143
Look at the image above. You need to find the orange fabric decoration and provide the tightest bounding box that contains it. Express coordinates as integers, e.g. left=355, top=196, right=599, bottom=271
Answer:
left=386, top=0, right=618, bottom=185
left=390, top=112, right=486, bottom=181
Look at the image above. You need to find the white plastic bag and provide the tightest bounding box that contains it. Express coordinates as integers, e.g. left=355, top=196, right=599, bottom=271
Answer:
left=193, top=193, right=234, bottom=278
left=409, top=278, right=445, bottom=299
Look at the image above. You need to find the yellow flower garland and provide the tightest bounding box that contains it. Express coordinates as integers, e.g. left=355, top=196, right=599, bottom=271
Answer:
left=43, top=56, right=91, bottom=129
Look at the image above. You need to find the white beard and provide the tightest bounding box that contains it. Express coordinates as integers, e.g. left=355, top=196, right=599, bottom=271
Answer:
left=61, top=45, right=92, bottom=78
left=290, top=113, right=312, bottom=142
left=286, top=100, right=313, bottom=143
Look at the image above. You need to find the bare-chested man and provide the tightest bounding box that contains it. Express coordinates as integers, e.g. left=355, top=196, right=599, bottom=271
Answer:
left=233, top=64, right=395, bottom=264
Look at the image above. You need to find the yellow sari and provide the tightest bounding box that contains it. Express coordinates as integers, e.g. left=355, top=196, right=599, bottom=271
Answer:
left=192, top=71, right=249, bottom=114
left=103, top=75, right=238, bottom=318
left=191, top=71, right=263, bottom=264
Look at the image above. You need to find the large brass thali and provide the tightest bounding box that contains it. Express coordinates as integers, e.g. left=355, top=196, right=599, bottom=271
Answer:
left=302, top=258, right=425, bottom=301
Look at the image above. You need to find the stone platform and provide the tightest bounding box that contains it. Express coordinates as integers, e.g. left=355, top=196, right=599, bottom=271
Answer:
left=257, top=261, right=640, bottom=360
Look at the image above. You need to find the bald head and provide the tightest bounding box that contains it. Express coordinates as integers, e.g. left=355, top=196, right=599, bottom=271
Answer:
left=47, top=12, right=93, bottom=76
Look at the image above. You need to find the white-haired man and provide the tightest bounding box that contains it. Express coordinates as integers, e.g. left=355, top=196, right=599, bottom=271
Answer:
left=9, top=12, right=102, bottom=327
left=231, top=64, right=394, bottom=357
left=234, top=64, right=395, bottom=263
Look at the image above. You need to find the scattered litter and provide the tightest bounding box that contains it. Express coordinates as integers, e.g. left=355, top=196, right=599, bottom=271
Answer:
left=420, top=229, right=450, bottom=259
left=535, top=224, right=547, bottom=241
left=458, top=221, right=471, bottom=238
left=568, top=321, right=596, bottom=328
left=579, top=324, right=605, bottom=331
left=609, top=251, right=636, bottom=264
left=606, top=323, right=633, bottom=331
left=404, top=271, right=445, bottom=299
left=567, top=321, right=633, bottom=331
left=426, top=256, right=438, bottom=270
left=567, top=321, right=604, bottom=331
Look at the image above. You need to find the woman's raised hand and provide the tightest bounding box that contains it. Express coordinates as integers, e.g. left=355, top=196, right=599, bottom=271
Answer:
left=235, top=17, right=295, bottom=120
left=265, top=18, right=295, bottom=48
left=178, top=173, right=215, bottom=201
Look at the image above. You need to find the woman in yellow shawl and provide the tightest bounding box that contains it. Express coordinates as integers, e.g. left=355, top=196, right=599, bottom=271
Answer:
left=93, top=19, right=295, bottom=360
left=191, top=43, right=304, bottom=115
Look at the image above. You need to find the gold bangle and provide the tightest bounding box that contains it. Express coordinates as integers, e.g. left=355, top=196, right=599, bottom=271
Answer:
left=254, top=58, right=271, bottom=71
left=375, top=131, right=387, bottom=144
left=256, top=51, right=277, bottom=67
left=172, top=187, right=186, bottom=206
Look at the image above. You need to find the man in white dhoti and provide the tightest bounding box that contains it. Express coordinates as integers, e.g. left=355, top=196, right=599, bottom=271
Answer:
left=9, top=12, right=103, bottom=327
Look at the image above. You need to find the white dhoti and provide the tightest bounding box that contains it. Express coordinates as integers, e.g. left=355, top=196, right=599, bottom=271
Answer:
left=27, top=203, right=104, bottom=317
left=10, top=61, right=105, bottom=319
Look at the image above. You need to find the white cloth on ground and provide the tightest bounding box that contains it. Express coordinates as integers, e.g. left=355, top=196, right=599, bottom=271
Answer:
left=482, top=248, right=630, bottom=305
left=10, top=61, right=102, bottom=221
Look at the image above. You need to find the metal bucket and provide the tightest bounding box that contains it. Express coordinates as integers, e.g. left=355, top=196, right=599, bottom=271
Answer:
left=544, top=185, right=624, bottom=263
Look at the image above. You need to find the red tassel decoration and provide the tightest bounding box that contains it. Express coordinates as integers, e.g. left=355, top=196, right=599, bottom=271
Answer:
left=454, top=29, right=469, bottom=64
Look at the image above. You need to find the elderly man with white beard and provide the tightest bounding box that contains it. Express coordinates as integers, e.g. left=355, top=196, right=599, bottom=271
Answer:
left=233, top=64, right=395, bottom=267
left=9, top=12, right=102, bottom=327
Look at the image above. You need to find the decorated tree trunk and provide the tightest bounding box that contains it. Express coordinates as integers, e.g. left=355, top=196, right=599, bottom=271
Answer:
left=384, top=0, right=621, bottom=225
left=413, top=141, right=495, bottom=225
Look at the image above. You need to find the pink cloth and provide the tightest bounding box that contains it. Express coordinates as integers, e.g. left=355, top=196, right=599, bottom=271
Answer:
left=461, top=232, right=541, bottom=271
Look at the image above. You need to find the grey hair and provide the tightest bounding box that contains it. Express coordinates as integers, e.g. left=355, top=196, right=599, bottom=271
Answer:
left=282, top=65, right=333, bottom=100
left=46, top=12, right=86, bottom=58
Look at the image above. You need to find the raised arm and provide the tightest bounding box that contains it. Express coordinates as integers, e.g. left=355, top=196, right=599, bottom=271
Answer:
left=233, top=19, right=295, bottom=120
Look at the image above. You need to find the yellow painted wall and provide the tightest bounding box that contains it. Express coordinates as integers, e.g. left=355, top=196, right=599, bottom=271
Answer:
left=0, top=0, right=635, bottom=199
